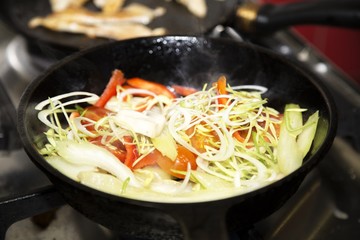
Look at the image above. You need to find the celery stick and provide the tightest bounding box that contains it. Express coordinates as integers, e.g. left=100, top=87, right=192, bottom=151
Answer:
left=284, top=103, right=303, bottom=136
left=297, top=111, right=319, bottom=158
left=277, top=105, right=319, bottom=175
left=277, top=115, right=303, bottom=174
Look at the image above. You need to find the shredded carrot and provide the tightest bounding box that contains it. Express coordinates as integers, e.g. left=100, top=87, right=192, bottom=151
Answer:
left=216, top=75, right=228, bottom=107
left=233, top=131, right=246, bottom=143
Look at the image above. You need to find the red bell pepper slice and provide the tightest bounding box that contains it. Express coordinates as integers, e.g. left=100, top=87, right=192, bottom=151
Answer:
left=156, top=145, right=197, bottom=179
left=172, top=84, right=198, bottom=96
left=90, top=137, right=127, bottom=162
left=132, top=149, right=159, bottom=170
left=123, top=136, right=139, bottom=170
left=94, top=69, right=126, bottom=108
left=126, top=77, right=176, bottom=99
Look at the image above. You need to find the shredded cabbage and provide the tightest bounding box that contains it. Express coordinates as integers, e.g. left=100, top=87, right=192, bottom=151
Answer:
left=36, top=75, right=318, bottom=202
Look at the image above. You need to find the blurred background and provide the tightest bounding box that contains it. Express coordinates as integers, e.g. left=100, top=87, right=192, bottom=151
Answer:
left=262, top=0, right=360, bottom=85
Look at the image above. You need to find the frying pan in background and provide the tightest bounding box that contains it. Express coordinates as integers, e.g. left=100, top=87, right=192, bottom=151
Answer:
left=0, top=0, right=235, bottom=51
left=0, top=0, right=359, bottom=52
left=17, top=36, right=337, bottom=240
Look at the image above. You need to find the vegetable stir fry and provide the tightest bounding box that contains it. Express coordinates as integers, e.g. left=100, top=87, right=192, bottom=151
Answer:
left=35, top=69, right=319, bottom=202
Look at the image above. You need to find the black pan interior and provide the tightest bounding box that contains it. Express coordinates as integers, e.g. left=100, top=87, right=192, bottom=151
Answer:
left=1, top=0, right=237, bottom=50
left=17, top=36, right=337, bottom=239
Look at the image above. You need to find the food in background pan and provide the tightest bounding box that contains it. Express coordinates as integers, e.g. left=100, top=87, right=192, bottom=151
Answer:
left=35, top=69, right=319, bottom=202
left=29, top=0, right=166, bottom=40
left=49, top=0, right=89, bottom=12
left=28, top=0, right=208, bottom=40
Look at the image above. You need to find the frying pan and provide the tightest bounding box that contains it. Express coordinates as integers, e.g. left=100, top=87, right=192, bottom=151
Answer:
left=1, top=0, right=359, bottom=51
left=17, top=36, right=337, bottom=240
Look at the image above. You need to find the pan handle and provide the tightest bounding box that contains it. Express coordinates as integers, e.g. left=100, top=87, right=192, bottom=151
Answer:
left=0, top=185, right=65, bottom=240
left=235, top=0, right=360, bottom=35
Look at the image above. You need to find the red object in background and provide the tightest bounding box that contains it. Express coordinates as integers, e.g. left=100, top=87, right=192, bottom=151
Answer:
left=295, top=26, right=360, bottom=84
left=261, top=0, right=360, bottom=84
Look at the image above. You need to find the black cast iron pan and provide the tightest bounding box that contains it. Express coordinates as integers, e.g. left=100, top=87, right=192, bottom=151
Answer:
left=17, top=36, right=337, bottom=239
left=1, top=0, right=359, bottom=51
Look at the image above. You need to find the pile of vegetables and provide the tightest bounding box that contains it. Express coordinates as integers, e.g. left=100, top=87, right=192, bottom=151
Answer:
left=35, top=69, right=319, bottom=202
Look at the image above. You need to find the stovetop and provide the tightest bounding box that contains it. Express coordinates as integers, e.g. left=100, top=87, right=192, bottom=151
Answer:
left=1, top=20, right=360, bottom=240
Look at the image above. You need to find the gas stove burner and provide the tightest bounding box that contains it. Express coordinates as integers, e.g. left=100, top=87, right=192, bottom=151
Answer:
left=1, top=35, right=57, bottom=107
left=5, top=36, right=42, bottom=82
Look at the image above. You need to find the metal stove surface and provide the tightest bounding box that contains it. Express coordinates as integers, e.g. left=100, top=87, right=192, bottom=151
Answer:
left=1, top=20, right=360, bottom=240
